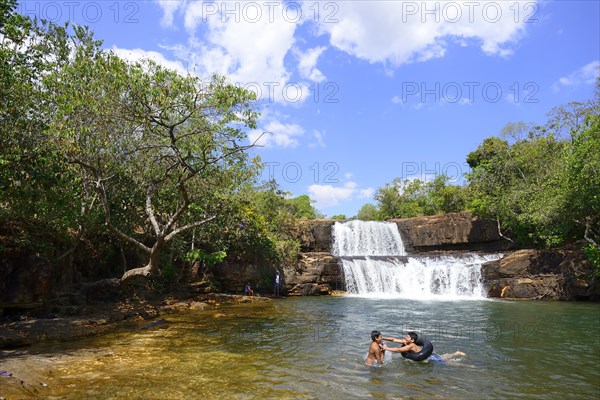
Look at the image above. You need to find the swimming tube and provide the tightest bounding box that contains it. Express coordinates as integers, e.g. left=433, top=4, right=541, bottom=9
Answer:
left=401, top=337, right=434, bottom=362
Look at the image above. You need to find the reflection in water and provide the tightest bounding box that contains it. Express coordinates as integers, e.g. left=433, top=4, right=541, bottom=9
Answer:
left=1, top=297, right=599, bottom=399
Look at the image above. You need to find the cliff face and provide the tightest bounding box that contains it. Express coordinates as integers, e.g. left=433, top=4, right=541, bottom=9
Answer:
left=2, top=214, right=597, bottom=312
left=391, top=212, right=511, bottom=252
left=285, top=214, right=597, bottom=300
left=284, top=213, right=510, bottom=296
left=481, top=246, right=599, bottom=300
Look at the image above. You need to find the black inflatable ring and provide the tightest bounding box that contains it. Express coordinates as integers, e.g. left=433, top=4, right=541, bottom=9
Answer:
left=401, top=338, right=434, bottom=362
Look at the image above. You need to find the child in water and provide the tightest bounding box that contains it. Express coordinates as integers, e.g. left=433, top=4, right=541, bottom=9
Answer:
left=365, top=330, right=386, bottom=366
left=383, top=332, right=466, bottom=364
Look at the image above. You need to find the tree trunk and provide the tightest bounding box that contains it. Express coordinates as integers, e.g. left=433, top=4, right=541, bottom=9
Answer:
left=121, top=239, right=164, bottom=283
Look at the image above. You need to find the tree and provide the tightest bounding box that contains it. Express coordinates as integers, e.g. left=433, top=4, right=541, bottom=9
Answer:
left=466, top=81, right=600, bottom=246
left=287, top=195, right=318, bottom=219
left=563, top=112, right=600, bottom=247
left=46, top=40, right=260, bottom=282
left=373, top=175, right=467, bottom=220
left=0, top=1, right=100, bottom=261
left=357, top=203, right=381, bottom=221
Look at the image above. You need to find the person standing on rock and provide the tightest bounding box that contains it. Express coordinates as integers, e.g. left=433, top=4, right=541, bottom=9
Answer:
left=274, top=272, right=280, bottom=295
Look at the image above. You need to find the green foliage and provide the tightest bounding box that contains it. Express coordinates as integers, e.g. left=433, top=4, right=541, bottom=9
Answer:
left=184, top=249, right=227, bottom=267
left=373, top=175, right=468, bottom=220
left=287, top=195, right=318, bottom=219
left=466, top=80, right=600, bottom=247
left=357, top=204, right=382, bottom=221
left=331, top=214, right=347, bottom=220
left=584, top=244, right=600, bottom=278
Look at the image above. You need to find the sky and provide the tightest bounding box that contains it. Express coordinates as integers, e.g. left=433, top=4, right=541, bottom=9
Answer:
left=19, top=0, right=600, bottom=217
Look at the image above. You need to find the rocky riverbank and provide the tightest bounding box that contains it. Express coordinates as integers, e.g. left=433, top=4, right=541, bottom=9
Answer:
left=0, top=293, right=270, bottom=349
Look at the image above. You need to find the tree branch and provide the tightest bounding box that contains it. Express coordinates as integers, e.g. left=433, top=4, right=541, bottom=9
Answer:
left=165, top=215, right=216, bottom=242
left=163, top=182, right=190, bottom=234
left=96, top=178, right=152, bottom=254
left=576, top=217, right=599, bottom=247
left=145, top=183, right=161, bottom=236
left=496, top=218, right=514, bottom=243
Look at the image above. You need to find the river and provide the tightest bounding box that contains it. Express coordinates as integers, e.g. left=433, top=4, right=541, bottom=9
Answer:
left=2, top=296, right=599, bottom=399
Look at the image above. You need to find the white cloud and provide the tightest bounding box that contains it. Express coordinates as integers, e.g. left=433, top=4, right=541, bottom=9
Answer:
left=308, top=182, right=357, bottom=208
left=314, top=1, right=534, bottom=66
left=295, top=46, right=327, bottom=82
left=308, top=181, right=374, bottom=209
left=309, top=129, right=326, bottom=148
left=359, top=188, right=375, bottom=198
left=156, top=0, right=185, bottom=27
left=152, top=0, right=538, bottom=103
left=158, top=0, right=308, bottom=104
left=248, top=112, right=305, bottom=148
left=552, top=60, right=600, bottom=92
left=110, top=47, right=189, bottom=76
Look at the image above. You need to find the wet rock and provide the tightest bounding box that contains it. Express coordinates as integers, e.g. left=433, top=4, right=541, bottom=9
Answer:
left=140, top=318, right=167, bottom=330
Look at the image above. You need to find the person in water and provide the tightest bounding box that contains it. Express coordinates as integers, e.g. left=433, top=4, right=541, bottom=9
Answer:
left=383, top=332, right=465, bottom=364
left=366, top=330, right=386, bottom=366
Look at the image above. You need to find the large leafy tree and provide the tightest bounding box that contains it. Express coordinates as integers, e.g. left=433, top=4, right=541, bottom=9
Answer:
left=0, top=0, right=96, bottom=259
left=466, top=80, right=600, bottom=247
left=562, top=104, right=600, bottom=248
left=45, top=37, right=260, bottom=281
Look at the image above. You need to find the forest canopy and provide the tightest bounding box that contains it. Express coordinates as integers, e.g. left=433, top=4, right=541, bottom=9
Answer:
left=0, top=0, right=318, bottom=284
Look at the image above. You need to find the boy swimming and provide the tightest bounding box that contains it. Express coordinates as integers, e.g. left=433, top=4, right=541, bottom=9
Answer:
left=366, top=330, right=386, bottom=366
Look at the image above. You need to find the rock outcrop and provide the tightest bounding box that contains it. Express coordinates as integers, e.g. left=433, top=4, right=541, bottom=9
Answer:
left=282, top=252, right=344, bottom=295
left=482, top=245, right=599, bottom=300
left=391, top=212, right=511, bottom=252
left=212, top=259, right=279, bottom=296
left=297, top=220, right=336, bottom=252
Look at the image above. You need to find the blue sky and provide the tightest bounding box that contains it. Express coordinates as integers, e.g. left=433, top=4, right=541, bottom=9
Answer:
left=20, top=0, right=600, bottom=217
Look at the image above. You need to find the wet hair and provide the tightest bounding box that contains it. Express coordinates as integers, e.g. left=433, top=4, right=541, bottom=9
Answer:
left=406, top=331, right=418, bottom=342
left=371, top=330, right=382, bottom=341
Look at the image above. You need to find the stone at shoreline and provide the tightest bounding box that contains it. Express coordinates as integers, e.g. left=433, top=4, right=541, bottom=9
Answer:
left=0, top=294, right=271, bottom=349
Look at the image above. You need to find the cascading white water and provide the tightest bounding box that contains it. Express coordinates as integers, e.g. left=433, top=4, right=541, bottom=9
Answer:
left=333, top=221, right=501, bottom=299
left=332, top=220, right=406, bottom=256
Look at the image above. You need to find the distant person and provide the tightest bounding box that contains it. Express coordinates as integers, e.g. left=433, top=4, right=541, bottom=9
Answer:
left=274, top=272, right=280, bottom=295
left=383, top=332, right=465, bottom=364
left=366, top=330, right=386, bottom=366
left=243, top=283, right=254, bottom=296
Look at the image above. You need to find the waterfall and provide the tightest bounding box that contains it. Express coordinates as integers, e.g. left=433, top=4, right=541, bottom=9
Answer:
left=332, top=220, right=406, bottom=256
left=333, top=221, right=501, bottom=299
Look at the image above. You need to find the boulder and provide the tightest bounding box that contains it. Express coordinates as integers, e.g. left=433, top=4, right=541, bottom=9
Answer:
left=213, top=259, right=280, bottom=295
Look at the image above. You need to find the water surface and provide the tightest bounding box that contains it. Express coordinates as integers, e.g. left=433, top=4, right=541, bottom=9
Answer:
left=2, top=297, right=599, bottom=399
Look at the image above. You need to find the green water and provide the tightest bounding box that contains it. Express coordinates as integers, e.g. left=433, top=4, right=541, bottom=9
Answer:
left=2, top=297, right=599, bottom=399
